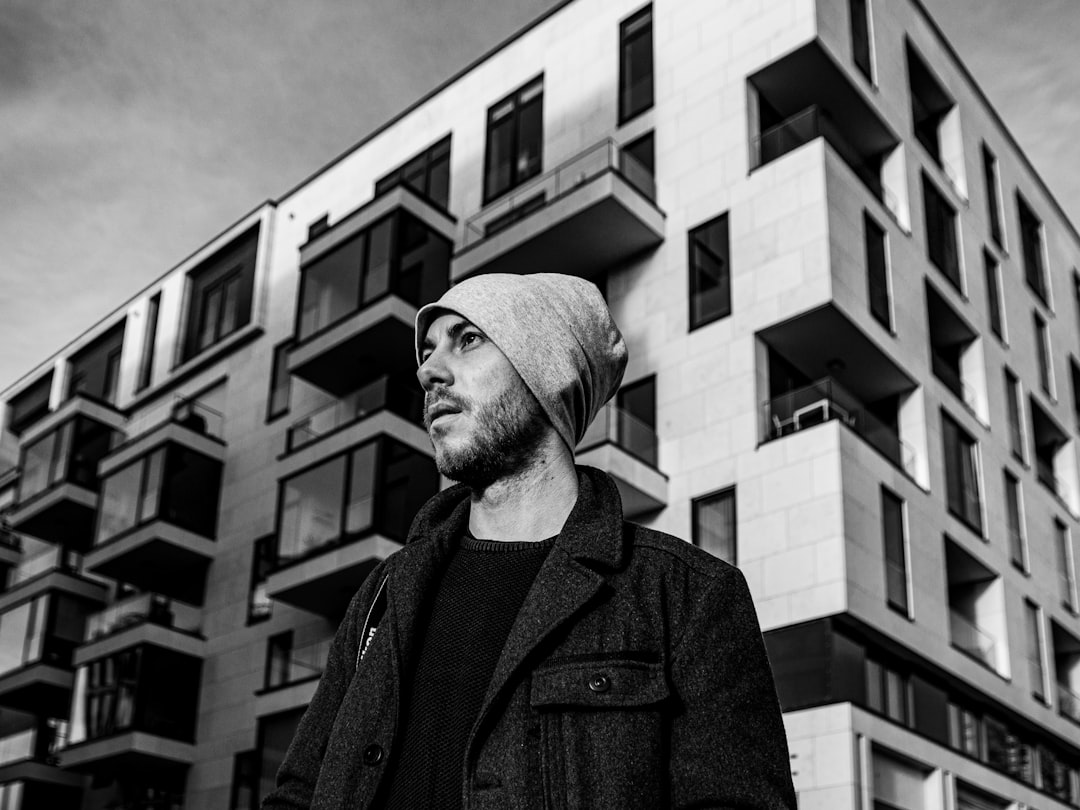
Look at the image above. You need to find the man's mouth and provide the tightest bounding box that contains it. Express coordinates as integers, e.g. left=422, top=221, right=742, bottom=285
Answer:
left=426, top=402, right=462, bottom=424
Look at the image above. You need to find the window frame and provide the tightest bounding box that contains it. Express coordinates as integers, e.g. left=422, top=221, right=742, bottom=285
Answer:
left=266, top=340, right=293, bottom=423
left=849, top=0, right=874, bottom=83
left=983, top=249, right=1005, bottom=342
left=880, top=486, right=910, bottom=616
left=482, top=76, right=544, bottom=204
left=1003, top=470, right=1027, bottom=572
left=922, top=172, right=963, bottom=292
left=1016, top=192, right=1050, bottom=307
left=688, top=211, right=732, bottom=330
left=864, top=210, right=892, bottom=331
left=941, top=409, right=984, bottom=535
left=136, top=293, right=161, bottom=393
left=981, top=143, right=1005, bottom=250
left=618, top=4, right=654, bottom=124
left=691, top=486, right=737, bottom=565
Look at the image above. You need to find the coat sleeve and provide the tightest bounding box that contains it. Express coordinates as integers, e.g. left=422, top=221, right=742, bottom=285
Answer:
left=668, top=565, right=797, bottom=809
left=260, top=565, right=386, bottom=809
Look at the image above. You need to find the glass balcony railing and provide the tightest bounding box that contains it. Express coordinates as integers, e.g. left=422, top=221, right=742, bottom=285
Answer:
left=0, top=728, right=35, bottom=767
left=8, top=546, right=81, bottom=588
left=764, top=377, right=915, bottom=476
left=170, top=396, right=225, bottom=442
left=949, top=610, right=997, bottom=668
left=1059, top=682, right=1080, bottom=724
left=85, top=593, right=202, bottom=642
left=576, top=402, right=658, bottom=467
left=264, top=637, right=332, bottom=692
left=286, top=376, right=424, bottom=453
left=463, top=138, right=656, bottom=248
left=0, top=525, right=20, bottom=553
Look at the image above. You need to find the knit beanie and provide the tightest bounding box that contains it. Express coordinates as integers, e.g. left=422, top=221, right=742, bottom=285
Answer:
left=414, top=273, right=628, bottom=452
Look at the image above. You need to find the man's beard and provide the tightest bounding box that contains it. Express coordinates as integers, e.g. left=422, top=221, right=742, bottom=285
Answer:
left=424, top=383, right=548, bottom=490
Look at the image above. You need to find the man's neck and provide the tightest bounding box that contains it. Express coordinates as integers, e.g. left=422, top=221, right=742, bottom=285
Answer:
left=467, top=438, right=579, bottom=543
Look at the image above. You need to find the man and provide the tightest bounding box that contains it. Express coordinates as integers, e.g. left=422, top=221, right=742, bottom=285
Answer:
left=264, top=273, right=796, bottom=809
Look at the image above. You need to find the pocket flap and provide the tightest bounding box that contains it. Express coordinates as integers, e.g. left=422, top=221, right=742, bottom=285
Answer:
left=531, top=659, right=669, bottom=709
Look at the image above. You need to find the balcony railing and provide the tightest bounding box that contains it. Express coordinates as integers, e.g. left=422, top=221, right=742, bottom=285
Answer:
left=0, top=525, right=20, bottom=553
left=1059, top=682, right=1080, bottom=724
left=265, top=637, right=332, bottom=692
left=577, top=402, right=658, bottom=467
left=170, top=395, right=225, bottom=442
left=8, top=546, right=81, bottom=588
left=764, top=377, right=915, bottom=475
left=286, top=376, right=424, bottom=453
left=462, top=138, right=656, bottom=248
left=949, top=610, right=996, bottom=668
left=85, top=593, right=202, bottom=642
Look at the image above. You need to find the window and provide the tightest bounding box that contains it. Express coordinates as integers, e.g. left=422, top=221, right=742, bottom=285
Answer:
left=374, top=135, right=452, bottom=210
left=483, top=77, right=543, bottom=203
left=1071, top=358, right=1080, bottom=430
left=0, top=595, right=47, bottom=677
left=1057, top=519, right=1076, bottom=612
left=1017, top=194, right=1049, bottom=305
left=941, top=411, right=982, bottom=533
left=182, top=226, right=259, bottom=362
left=881, top=488, right=908, bottom=614
left=230, top=749, right=258, bottom=810
left=247, top=535, right=276, bottom=624
left=620, top=131, right=656, bottom=201
left=692, top=487, right=736, bottom=564
left=865, top=212, right=891, bottom=329
left=1024, top=600, right=1045, bottom=701
left=983, top=250, right=1004, bottom=340
left=68, top=320, right=126, bottom=405
left=264, top=631, right=293, bottom=691
left=266, top=341, right=292, bottom=421
left=616, top=375, right=657, bottom=466
left=618, top=5, right=654, bottom=123
left=1034, top=311, right=1053, bottom=396
left=256, top=709, right=305, bottom=807
left=136, top=293, right=160, bottom=392
left=872, top=748, right=930, bottom=810
left=981, top=144, right=1004, bottom=248
left=985, top=715, right=1035, bottom=785
left=1004, top=369, right=1025, bottom=463
left=688, top=212, right=731, bottom=329
left=849, top=0, right=873, bottom=81
left=866, top=658, right=908, bottom=723
left=922, top=173, right=961, bottom=290
left=948, top=701, right=982, bottom=758
left=6, top=371, right=52, bottom=436
left=907, top=42, right=953, bottom=166
left=1004, top=471, right=1025, bottom=570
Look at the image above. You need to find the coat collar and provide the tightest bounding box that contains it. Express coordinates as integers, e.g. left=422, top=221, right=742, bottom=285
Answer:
left=404, top=465, right=627, bottom=571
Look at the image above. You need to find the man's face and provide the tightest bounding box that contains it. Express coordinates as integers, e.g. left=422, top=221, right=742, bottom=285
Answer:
left=417, top=313, right=547, bottom=488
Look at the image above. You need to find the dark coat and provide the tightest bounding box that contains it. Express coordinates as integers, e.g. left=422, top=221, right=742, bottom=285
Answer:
left=263, top=466, right=796, bottom=809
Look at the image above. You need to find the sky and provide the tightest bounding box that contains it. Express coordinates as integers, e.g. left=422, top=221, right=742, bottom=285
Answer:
left=1, top=0, right=1079, bottom=394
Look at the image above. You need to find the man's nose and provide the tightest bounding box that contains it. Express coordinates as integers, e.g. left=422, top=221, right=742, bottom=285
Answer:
left=417, top=349, right=452, bottom=391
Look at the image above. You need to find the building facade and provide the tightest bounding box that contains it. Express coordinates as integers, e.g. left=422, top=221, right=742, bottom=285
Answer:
left=1, top=0, right=1079, bottom=807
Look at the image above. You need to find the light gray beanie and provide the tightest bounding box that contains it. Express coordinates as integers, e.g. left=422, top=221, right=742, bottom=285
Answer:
left=415, top=273, right=628, bottom=452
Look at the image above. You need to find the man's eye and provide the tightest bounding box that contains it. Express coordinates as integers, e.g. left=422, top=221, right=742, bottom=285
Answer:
left=461, top=332, right=481, bottom=348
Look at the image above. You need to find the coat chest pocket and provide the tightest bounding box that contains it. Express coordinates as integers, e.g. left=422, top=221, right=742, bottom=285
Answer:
left=530, top=658, right=670, bottom=810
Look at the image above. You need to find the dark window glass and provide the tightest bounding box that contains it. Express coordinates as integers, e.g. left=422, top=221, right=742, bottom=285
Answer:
left=136, top=294, right=161, bottom=392
left=692, top=487, right=736, bottom=564
left=981, top=144, right=1003, bottom=248
left=864, top=212, right=890, bottom=329
left=484, top=77, right=544, bottom=203
left=68, top=321, right=126, bottom=405
left=159, top=445, right=222, bottom=539
left=307, top=214, right=330, bottom=241
left=616, top=376, right=657, bottom=466
left=922, top=173, right=961, bottom=290
left=850, top=0, right=872, bottom=80
left=866, top=658, right=908, bottom=724
left=1055, top=519, right=1075, bottom=611
left=1024, top=600, right=1044, bottom=701
left=1071, top=358, right=1080, bottom=430
left=941, top=411, right=982, bottom=533
left=267, top=342, right=292, bottom=421
left=619, top=5, right=654, bottom=123
left=248, top=536, right=276, bottom=624
left=907, top=43, right=951, bottom=165
left=264, top=631, right=293, bottom=691
left=374, top=135, right=451, bottom=210
left=1017, top=194, right=1048, bottom=304
left=6, top=372, right=53, bottom=436
left=183, top=226, right=259, bottom=362
left=1034, top=312, right=1052, bottom=395
left=983, top=251, right=1003, bottom=340
left=230, top=749, right=258, bottom=810
left=1004, top=471, right=1025, bottom=569
left=1004, top=369, right=1024, bottom=462
left=257, top=709, right=305, bottom=807
left=881, top=487, right=908, bottom=613
left=620, top=131, right=656, bottom=201
left=688, top=212, right=731, bottom=329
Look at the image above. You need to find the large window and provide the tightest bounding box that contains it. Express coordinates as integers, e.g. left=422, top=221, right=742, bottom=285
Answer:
left=6, top=371, right=53, bottom=436
left=374, top=135, right=451, bottom=210
left=1017, top=194, right=1048, bottom=305
left=18, top=416, right=118, bottom=502
left=692, top=487, right=736, bottom=565
left=941, top=411, right=982, bottom=534
left=865, top=212, right=891, bottom=329
left=483, top=77, right=543, bottom=203
left=981, top=143, right=1004, bottom=248
left=618, top=5, right=654, bottom=123
left=881, top=487, right=908, bottom=614
left=0, top=596, right=47, bottom=677
left=68, top=320, right=126, bottom=406
left=922, top=173, right=961, bottom=290
left=849, top=0, right=872, bottom=81
left=182, top=226, right=259, bottom=362
left=983, top=250, right=1004, bottom=341
left=688, top=212, right=731, bottom=329
left=276, top=438, right=438, bottom=563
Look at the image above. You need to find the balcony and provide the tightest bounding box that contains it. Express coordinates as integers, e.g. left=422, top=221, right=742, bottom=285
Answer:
left=575, top=403, right=667, bottom=518
left=105, top=396, right=226, bottom=469
left=77, top=593, right=203, bottom=665
left=0, top=718, right=83, bottom=802
left=763, top=377, right=915, bottom=476
left=289, top=186, right=453, bottom=397
left=59, top=643, right=201, bottom=774
left=0, top=524, right=21, bottom=568
left=286, top=375, right=423, bottom=454
left=267, top=437, right=438, bottom=619
left=453, top=138, right=665, bottom=282
left=7, top=395, right=125, bottom=551
left=84, top=434, right=223, bottom=606
left=255, top=636, right=331, bottom=717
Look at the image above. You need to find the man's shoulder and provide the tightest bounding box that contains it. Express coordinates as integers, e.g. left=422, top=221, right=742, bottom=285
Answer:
left=621, top=521, right=741, bottom=585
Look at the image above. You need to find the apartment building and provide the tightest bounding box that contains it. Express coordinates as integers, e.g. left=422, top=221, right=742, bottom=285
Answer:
left=1, top=0, right=1079, bottom=807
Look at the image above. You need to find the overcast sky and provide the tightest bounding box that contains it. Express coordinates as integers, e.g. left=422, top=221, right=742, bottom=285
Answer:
left=2, top=0, right=1078, bottom=394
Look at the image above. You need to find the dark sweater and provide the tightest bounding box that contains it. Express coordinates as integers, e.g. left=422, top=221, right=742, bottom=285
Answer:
left=382, top=534, right=554, bottom=810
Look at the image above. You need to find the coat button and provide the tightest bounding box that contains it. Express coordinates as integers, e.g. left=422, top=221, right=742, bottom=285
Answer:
left=362, top=744, right=384, bottom=765
left=588, top=673, right=611, bottom=693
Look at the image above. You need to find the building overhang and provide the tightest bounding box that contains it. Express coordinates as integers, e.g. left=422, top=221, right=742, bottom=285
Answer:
left=58, top=732, right=195, bottom=776
left=0, top=663, right=73, bottom=717
left=574, top=446, right=668, bottom=518
left=6, top=484, right=99, bottom=551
